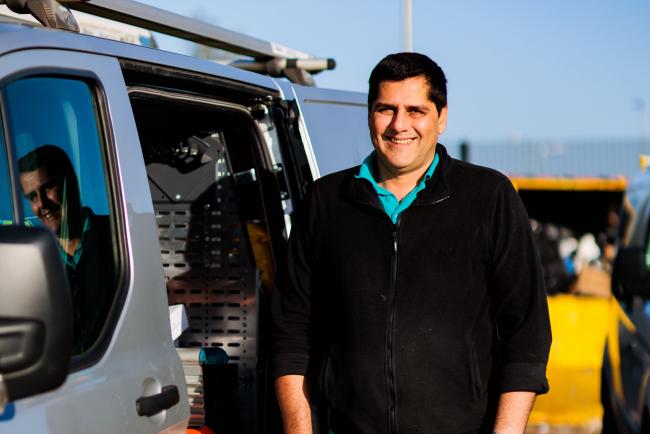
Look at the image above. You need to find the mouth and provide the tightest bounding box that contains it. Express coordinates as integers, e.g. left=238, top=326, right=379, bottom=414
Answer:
left=384, top=136, right=416, bottom=145
left=41, top=209, right=60, bottom=221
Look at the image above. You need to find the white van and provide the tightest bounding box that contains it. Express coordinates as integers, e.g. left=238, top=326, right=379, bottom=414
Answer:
left=0, top=1, right=368, bottom=432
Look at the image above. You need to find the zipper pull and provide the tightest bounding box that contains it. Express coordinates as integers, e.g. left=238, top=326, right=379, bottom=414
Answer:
left=392, top=230, right=398, bottom=254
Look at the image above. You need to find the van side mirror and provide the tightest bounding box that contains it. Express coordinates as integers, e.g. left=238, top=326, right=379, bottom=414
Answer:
left=0, top=225, right=73, bottom=403
left=612, top=246, right=650, bottom=298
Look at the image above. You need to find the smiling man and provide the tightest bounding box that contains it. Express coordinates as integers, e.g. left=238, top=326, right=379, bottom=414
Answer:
left=18, top=145, right=83, bottom=254
left=272, top=53, right=551, bottom=434
left=18, top=144, right=115, bottom=353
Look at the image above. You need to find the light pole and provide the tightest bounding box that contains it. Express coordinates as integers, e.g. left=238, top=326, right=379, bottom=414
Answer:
left=403, top=0, right=412, bottom=52
left=634, top=97, right=647, bottom=154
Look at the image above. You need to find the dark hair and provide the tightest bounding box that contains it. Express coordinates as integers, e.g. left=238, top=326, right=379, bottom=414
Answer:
left=18, top=144, right=81, bottom=210
left=368, top=52, right=447, bottom=113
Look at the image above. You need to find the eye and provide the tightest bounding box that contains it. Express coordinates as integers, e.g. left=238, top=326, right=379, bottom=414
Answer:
left=408, top=108, right=426, bottom=117
left=42, top=179, right=58, bottom=192
left=375, top=105, right=394, bottom=115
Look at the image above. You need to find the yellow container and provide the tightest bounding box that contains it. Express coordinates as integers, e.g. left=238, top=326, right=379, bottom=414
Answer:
left=528, top=294, right=611, bottom=426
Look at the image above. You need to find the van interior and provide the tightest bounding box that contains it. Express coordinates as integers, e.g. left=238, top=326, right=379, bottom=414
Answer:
left=128, top=84, right=281, bottom=434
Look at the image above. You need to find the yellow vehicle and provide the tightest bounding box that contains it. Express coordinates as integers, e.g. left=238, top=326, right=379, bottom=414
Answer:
left=508, top=176, right=627, bottom=432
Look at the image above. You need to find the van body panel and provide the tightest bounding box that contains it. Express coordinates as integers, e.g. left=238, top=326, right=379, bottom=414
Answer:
left=291, top=84, right=370, bottom=178
left=0, top=48, right=188, bottom=433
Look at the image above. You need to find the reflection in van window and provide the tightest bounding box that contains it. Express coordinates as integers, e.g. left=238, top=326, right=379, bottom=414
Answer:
left=0, top=119, right=13, bottom=223
left=6, top=77, right=110, bottom=215
left=5, top=77, right=117, bottom=354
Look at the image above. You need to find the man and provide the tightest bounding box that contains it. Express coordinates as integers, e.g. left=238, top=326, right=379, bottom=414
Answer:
left=271, top=53, right=551, bottom=434
left=18, top=144, right=115, bottom=353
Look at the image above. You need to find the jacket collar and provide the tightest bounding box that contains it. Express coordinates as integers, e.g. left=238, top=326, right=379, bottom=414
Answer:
left=345, top=144, right=453, bottom=208
left=414, top=143, right=452, bottom=205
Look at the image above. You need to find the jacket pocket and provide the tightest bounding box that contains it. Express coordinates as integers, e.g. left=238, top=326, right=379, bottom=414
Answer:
left=469, top=346, right=483, bottom=402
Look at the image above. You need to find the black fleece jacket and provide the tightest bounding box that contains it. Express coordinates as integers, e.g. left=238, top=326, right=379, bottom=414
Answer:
left=271, top=144, right=551, bottom=434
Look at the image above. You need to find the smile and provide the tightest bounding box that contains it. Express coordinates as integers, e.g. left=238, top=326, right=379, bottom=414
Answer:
left=385, top=137, right=416, bottom=145
left=42, top=210, right=59, bottom=220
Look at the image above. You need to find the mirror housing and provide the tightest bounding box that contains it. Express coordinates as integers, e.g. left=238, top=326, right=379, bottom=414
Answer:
left=612, top=246, right=650, bottom=298
left=0, top=225, right=73, bottom=402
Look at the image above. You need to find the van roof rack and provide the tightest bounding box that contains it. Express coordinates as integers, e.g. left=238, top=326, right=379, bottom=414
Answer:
left=1, top=0, right=335, bottom=85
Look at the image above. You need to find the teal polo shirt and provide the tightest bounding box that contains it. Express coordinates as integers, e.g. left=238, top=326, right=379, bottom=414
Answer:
left=355, top=151, right=439, bottom=224
left=62, top=207, right=94, bottom=270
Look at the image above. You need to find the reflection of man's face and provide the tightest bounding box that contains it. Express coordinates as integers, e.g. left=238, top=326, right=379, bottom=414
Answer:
left=19, top=167, right=64, bottom=235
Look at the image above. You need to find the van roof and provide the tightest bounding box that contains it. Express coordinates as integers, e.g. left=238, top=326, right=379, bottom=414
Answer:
left=1, top=0, right=334, bottom=85
left=0, top=22, right=280, bottom=92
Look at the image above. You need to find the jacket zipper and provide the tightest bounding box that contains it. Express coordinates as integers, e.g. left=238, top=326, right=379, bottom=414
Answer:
left=387, top=219, right=400, bottom=434
left=385, top=197, right=449, bottom=433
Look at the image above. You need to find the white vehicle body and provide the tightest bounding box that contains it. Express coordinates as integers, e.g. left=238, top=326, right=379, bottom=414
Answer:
left=0, top=2, right=368, bottom=432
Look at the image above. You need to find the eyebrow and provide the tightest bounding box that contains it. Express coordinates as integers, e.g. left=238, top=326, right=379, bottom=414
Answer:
left=22, top=178, right=58, bottom=198
left=373, top=103, right=430, bottom=111
left=406, top=105, right=429, bottom=111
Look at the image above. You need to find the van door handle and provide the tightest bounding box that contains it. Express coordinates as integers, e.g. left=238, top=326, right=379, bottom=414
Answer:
left=136, top=385, right=180, bottom=417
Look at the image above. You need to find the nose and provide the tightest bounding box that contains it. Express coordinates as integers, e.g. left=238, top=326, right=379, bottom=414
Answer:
left=29, top=193, right=43, bottom=216
left=389, top=108, right=410, bottom=133
left=38, top=187, right=55, bottom=211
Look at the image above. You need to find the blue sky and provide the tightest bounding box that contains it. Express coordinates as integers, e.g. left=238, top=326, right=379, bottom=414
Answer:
left=140, top=0, right=650, bottom=147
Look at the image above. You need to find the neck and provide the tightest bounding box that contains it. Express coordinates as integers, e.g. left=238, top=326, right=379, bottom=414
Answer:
left=375, top=156, right=433, bottom=202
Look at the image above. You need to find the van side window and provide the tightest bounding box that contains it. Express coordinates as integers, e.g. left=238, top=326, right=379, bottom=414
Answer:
left=4, top=76, right=118, bottom=355
left=0, top=119, right=13, bottom=223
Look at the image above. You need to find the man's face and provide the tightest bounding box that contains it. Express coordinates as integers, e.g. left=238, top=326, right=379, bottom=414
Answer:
left=369, top=76, right=448, bottom=176
left=19, top=167, right=65, bottom=235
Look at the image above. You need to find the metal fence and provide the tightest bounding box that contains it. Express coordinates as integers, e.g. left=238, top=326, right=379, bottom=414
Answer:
left=446, top=139, right=646, bottom=179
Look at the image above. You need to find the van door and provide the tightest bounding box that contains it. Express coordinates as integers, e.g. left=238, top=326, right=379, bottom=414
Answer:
left=290, top=85, right=370, bottom=178
left=0, top=49, right=188, bottom=433
left=118, top=62, right=293, bottom=433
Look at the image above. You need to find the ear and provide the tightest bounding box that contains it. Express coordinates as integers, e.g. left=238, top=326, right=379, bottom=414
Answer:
left=438, top=105, right=448, bottom=134
left=367, top=103, right=376, bottom=132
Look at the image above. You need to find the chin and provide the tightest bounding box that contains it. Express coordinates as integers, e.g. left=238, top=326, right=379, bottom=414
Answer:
left=387, top=158, right=414, bottom=171
left=43, top=219, right=61, bottom=234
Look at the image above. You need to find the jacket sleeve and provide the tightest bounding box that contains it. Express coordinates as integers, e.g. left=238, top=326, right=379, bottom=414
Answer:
left=488, top=178, right=552, bottom=395
left=270, top=185, right=319, bottom=379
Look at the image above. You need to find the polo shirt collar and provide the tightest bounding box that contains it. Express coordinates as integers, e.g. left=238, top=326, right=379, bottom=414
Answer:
left=355, top=151, right=440, bottom=223
left=345, top=144, right=452, bottom=209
